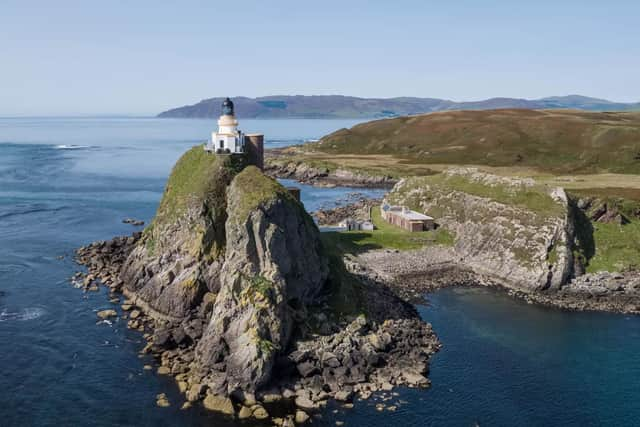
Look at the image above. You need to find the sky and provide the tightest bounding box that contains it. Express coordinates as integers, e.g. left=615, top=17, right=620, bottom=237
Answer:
left=1, top=0, right=639, bottom=116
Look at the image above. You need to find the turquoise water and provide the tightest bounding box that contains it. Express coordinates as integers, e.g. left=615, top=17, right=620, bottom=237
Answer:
left=1, top=118, right=639, bottom=426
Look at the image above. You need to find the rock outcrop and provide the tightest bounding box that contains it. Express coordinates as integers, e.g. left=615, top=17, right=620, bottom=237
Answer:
left=384, top=168, right=575, bottom=291
left=74, top=145, right=440, bottom=421
left=265, top=157, right=397, bottom=188
left=194, top=166, right=328, bottom=395
left=120, top=147, right=244, bottom=320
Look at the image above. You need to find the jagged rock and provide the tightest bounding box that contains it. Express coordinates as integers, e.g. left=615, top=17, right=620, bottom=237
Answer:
left=297, top=361, right=318, bottom=378
left=295, top=410, right=310, bottom=424
left=334, top=390, right=353, bottom=402
left=238, top=405, right=253, bottom=419
left=156, top=393, right=170, bottom=407
left=295, top=395, right=318, bottom=410
left=252, top=404, right=269, bottom=419
left=186, top=383, right=205, bottom=402
left=96, top=309, right=117, bottom=319
left=120, top=148, right=242, bottom=320
left=203, top=394, right=235, bottom=415
left=195, top=166, right=328, bottom=395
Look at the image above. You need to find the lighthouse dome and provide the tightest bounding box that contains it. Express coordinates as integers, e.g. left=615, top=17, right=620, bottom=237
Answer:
left=221, top=97, right=234, bottom=116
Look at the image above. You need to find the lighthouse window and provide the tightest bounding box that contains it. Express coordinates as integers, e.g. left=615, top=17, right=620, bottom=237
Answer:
left=219, top=140, right=224, bottom=149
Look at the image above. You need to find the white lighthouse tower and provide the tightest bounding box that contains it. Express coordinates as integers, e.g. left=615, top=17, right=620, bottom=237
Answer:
left=206, top=97, right=245, bottom=154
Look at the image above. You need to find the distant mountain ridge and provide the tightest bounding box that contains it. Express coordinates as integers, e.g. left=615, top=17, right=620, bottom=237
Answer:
left=158, top=95, right=640, bottom=119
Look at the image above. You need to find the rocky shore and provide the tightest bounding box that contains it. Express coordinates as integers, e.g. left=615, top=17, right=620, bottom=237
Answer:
left=74, top=236, right=439, bottom=424
left=70, top=146, right=440, bottom=425
left=264, top=156, right=396, bottom=188
left=313, top=197, right=381, bottom=226
left=317, top=169, right=640, bottom=315
left=354, top=246, right=640, bottom=315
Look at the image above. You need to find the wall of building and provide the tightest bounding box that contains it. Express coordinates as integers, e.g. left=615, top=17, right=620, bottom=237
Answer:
left=245, top=134, right=264, bottom=170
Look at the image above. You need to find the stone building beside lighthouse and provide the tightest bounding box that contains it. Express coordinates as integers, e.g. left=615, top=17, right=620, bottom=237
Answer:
left=205, top=97, right=264, bottom=170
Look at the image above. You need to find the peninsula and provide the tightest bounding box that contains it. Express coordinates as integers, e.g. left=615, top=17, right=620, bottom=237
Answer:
left=73, top=99, right=439, bottom=425
left=72, top=103, right=640, bottom=425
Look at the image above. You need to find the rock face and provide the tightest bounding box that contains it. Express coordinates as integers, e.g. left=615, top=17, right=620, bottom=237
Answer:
left=385, top=168, right=575, bottom=291
left=118, top=147, right=328, bottom=394
left=74, top=145, right=441, bottom=420
left=121, top=147, right=244, bottom=320
left=265, top=157, right=397, bottom=188
left=194, top=166, right=328, bottom=394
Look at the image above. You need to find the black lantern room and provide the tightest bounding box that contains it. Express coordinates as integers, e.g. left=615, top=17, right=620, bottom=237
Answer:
left=221, top=97, right=234, bottom=116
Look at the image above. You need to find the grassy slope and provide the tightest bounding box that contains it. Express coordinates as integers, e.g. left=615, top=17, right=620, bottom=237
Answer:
left=144, top=145, right=245, bottom=256
left=309, top=109, right=640, bottom=175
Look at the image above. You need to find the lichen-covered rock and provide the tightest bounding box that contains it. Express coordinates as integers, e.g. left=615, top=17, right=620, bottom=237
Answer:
left=120, top=146, right=245, bottom=319
left=195, top=166, right=328, bottom=395
left=384, top=168, right=575, bottom=291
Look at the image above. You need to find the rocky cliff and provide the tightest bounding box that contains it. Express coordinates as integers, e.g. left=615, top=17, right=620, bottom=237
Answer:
left=265, top=155, right=397, bottom=188
left=75, top=145, right=440, bottom=422
left=194, top=166, right=328, bottom=394
left=119, top=147, right=329, bottom=393
left=382, top=168, right=575, bottom=291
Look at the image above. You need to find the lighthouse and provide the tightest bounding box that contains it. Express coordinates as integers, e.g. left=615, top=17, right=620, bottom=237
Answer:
left=205, top=97, right=264, bottom=169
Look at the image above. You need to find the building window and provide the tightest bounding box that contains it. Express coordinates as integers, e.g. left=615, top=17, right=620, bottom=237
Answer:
left=219, top=140, right=224, bottom=149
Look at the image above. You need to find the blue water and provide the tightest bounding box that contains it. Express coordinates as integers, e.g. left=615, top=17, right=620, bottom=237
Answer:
left=1, top=118, right=639, bottom=426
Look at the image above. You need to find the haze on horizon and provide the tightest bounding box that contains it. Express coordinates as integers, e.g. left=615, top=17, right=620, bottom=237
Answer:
left=1, top=0, right=639, bottom=116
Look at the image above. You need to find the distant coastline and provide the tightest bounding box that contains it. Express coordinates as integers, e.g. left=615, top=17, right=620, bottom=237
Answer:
left=157, top=94, right=640, bottom=119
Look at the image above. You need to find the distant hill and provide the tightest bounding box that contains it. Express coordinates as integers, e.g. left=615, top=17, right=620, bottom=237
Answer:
left=158, top=95, right=640, bottom=119
left=309, top=109, right=640, bottom=174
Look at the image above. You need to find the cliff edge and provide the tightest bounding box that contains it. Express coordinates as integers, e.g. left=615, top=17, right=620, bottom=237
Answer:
left=75, top=145, right=439, bottom=421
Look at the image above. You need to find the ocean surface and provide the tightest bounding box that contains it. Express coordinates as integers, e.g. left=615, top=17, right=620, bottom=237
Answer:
left=1, top=117, right=639, bottom=426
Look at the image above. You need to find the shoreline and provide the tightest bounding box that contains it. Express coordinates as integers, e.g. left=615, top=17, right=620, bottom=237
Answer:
left=265, top=150, right=397, bottom=189
left=353, top=248, right=640, bottom=315
left=73, top=234, right=441, bottom=424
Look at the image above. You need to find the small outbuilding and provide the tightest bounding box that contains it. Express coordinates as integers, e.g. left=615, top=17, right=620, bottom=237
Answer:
left=381, top=203, right=435, bottom=232
left=339, top=218, right=375, bottom=231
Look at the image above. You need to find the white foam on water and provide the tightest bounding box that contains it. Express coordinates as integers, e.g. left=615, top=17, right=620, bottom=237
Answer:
left=0, top=307, right=46, bottom=322
left=54, top=144, right=91, bottom=150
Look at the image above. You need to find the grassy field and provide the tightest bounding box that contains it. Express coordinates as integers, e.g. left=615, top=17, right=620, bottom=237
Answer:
left=320, top=207, right=453, bottom=255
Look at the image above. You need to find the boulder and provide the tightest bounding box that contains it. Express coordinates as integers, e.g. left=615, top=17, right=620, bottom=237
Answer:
left=203, top=394, right=235, bottom=415
left=295, top=410, right=310, bottom=424
left=96, top=309, right=117, bottom=320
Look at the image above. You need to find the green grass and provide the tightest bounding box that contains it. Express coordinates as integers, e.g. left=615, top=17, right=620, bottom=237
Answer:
left=155, top=145, right=244, bottom=223
left=427, top=174, right=564, bottom=217
left=388, top=173, right=565, bottom=221
left=587, top=221, right=640, bottom=272
left=320, top=206, right=454, bottom=255
left=143, top=145, right=244, bottom=256
left=230, top=166, right=293, bottom=222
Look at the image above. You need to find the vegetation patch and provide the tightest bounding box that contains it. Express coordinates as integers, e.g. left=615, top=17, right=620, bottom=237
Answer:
left=588, top=221, right=640, bottom=272
left=144, top=145, right=245, bottom=256
left=231, top=166, right=299, bottom=223
left=308, top=109, right=640, bottom=174
left=321, top=207, right=454, bottom=255
left=389, top=172, right=565, bottom=220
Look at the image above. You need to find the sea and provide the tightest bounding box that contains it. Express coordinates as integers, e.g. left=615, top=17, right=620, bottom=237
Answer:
left=1, top=117, right=639, bottom=427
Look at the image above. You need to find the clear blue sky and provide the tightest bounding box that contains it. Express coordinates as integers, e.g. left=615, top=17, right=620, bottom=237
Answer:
left=1, top=0, right=639, bottom=116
